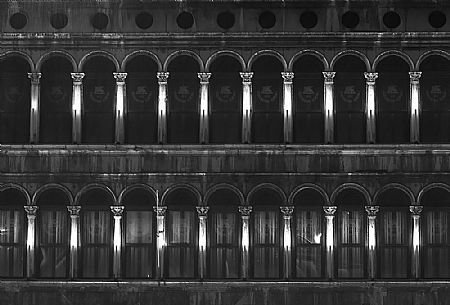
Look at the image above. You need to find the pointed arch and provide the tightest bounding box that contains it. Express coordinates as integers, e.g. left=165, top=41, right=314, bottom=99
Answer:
left=204, top=183, right=245, bottom=206
left=330, top=183, right=371, bottom=206
left=31, top=183, right=73, bottom=206
left=373, top=183, right=415, bottom=206
left=247, top=183, right=287, bottom=206
left=161, top=183, right=202, bottom=206
left=248, top=50, right=288, bottom=71
left=330, top=50, right=371, bottom=72
left=205, top=50, right=246, bottom=72
left=163, top=50, right=204, bottom=72
left=0, top=51, right=34, bottom=72
left=288, top=183, right=330, bottom=205
left=373, top=50, right=414, bottom=71
left=36, top=50, right=77, bottom=72
left=78, top=50, right=120, bottom=72
left=122, top=50, right=162, bottom=72
left=117, top=183, right=158, bottom=205
left=74, top=183, right=117, bottom=206
left=288, top=50, right=329, bottom=71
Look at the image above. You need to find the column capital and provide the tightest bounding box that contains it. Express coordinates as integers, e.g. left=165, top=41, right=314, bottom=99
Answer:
left=71, top=72, right=85, bottom=83
left=197, top=72, right=211, bottom=84
left=240, top=72, right=253, bottom=83
left=410, top=205, right=423, bottom=216
left=24, top=205, right=39, bottom=217
left=409, top=72, right=422, bottom=83
left=153, top=206, right=167, bottom=216
left=323, top=205, right=337, bottom=216
left=67, top=205, right=81, bottom=216
left=110, top=205, right=125, bottom=217
left=238, top=205, right=252, bottom=216
left=280, top=205, right=294, bottom=217
left=281, top=72, right=294, bottom=83
left=27, top=72, right=42, bottom=85
left=196, top=206, right=210, bottom=217
left=113, top=72, right=127, bottom=83
left=157, top=72, right=169, bottom=83
left=364, top=72, right=378, bottom=84
left=322, top=72, right=336, bottom=83
left=365, top=205, right=380, bottom=217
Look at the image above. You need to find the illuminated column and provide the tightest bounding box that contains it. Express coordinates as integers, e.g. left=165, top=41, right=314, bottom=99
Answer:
left=153, top=205, right=167, bottom=279
left=364, top=72, right=378, bottom=143
left=238, top=205, right=252, bottom=279
left=365, top=205, right=379, bottom=279
left=323, top=205, right=337, bottom=280
left=110, top=205, right=124, bottom=279
left=28, top=72, right=41, bottom=143
left=157, top=72, right=169, bottom=144
left=323, top=72, right=336, bottom=144
left=113, top=73, right=127, bottom=144
left=196, top=206, right=209, bottom=279
left=409, top=72, right=422, bottom=143
left=281, top=72, right=294, bottom=143
left=67, top=205, right=81, bottom=279
left=410, top=205, right=423, bottom=279
left=240, top=72, right=253, bottom=143
left=198, top=73, right=211, bottom=144
left=24, top=205, right=38, bottom=278
left=71, top=73, right=85, bottom=143
left=280, top=205, right=294, bottom=279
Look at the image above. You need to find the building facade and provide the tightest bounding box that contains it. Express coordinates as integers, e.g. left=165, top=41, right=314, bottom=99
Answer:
left=0, top=0, right=449, bottom=304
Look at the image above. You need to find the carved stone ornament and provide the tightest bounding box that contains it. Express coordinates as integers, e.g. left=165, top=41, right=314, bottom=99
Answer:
left=157, top=72, right=169, bottom=83
left=281, top=72, right=294, bottom=83
left=110, top=205, right=125, bottom=217
left=67, top=205, right=81, bottom=216
left=322, top=72, right=336, bottom=83
left=365, top=205, right=380, bottom=217
left=364, top=72, right=378, bottom=84
left=28, top=73, right=42, bottom=85
left=323, top=205, right=337, bottom=216
left=153, top=206, right=167, bottom=216
left=409, top=72, right=422, bottom=83
left=409, top=205, right=423, bottom=215
left=113, top=72, right=127, bottom=83
left=198, top=72, right=212, bottom=84
left=24, top=205, right=39, bottom=216
left=71, top=73, right=85, bottom=83
left=196, top=206, right=210, bottom=217
left=240, top=72, right=253, bottom=83
left=238, top=205, right=253, bottom=216
left=280, top=206, right=294, bottom=217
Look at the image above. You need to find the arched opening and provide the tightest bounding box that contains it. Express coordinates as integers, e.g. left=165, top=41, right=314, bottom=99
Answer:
left=40, top=57, right=73, bottom=143
left=420, top=187, right=450, bottom=279
left=164, top=187, right=198, bottom=278
left=419, top=55, right=450, bottom=143
left=122, top=188, right=156, bottom=278
left=376, top=56, right=410, bottom=143
left=292, top=188, right=325, bottom=278
left=251, top=56, right=283, bottom=143
left=35, top=188, right=70, bottom=278
left=0, top=188, right=27, bottom=277
left=79, top=187, right=115, bottom=278
left=248, top=187, right=283, bottom=278
left=334, top=55, right=366, bottom=143
left=82, top=56, right=116, bottom=144
left=334, top=188, right=367, bottom=279
left=0, top=57, right=31, bottom=143
left=292, top=56, right=325, bottom=143
left=376, top=188, right=411, bottom=279
left=167, top=56, right=200, bottom=144
left=125, top=56, right=158, bottom=144
left=207, top=188, right=241, bottom=278
left=209, top=56, right=242, bottom=144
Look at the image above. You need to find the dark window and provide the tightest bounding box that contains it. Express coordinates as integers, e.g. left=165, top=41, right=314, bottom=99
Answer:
left=300, top=11, right=318, bottom=29
left=429, top=11, right=446, bottom=29
left=135, top=12, right=153, bottom=30
left=92, top=13, right=109, bottom=30
left=10, top=13, right=27, bottom=30
left=217, top=11, right=235, bottom=30
left=342, top=11, right=359, bottom=29
left=259, top=11, right=276, bottom=29
left=50, top=13, right=68, bottom=30
left=177, top=12, right=194, bottom=29
left=383, top=11, right=401, bottom=29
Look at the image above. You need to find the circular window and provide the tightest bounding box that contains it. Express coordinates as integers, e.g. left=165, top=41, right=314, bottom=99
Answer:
left=217, top=11, right=235, bottom=30
left=342, top=11, right=360, bottom=29
left=259, top=11, right=276, bottom=29
left=177, top=11, right=194, bottom=29
left=92, top=12, right=109, bottom=30
left=300, top=11, right=318, bottom=29
left=429, top=10, right=446, bottom=28
left=50, top=13, right=68, bottom=29
left=10, top=12, right=27, bottom=30
left=383, top=11, right=401, bottom=29
left=135, top=12, right=153, bottom=29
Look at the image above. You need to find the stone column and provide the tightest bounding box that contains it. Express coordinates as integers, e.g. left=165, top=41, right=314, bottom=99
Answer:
left=67, top=205, right=81, bottom=279
left=111, top=205, right=124, bottom=279
left=409, top=72, right=422, bottom=143
left=196, top=206, right=209, bottom=279
left=157, top=72, right=169, bottom=144
left=323, top=72, right=336, bottom=144
left=153, top=206, right=167, bottom=279
left=28, top=72, right=41, bottom=143
left=323, top=205, right=337, bottom=280
left=410, top=205, right=423, bottom=279
left=240, top=72, right=253, bottom=143
left=280, top=205, right=294, bottom=279
left=71, top=73, right=84, bottom=143
left=198, top=73, right=211, bottom=144
left=24, top=205, right=39, bottom=278
left=365, top=205, right=379, bottom=279
left=113, top=73, right=127, bottom=144
left=282, top=72, right=294, bottom=143
left=238, top=205, right=252, bottom=279
left=364, top=72, right=378, bottom=143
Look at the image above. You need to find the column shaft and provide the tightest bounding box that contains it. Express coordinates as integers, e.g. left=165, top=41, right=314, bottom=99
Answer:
left=323, top=72, right=336, bottom=143
left=114, top=73, right=127, bottom=144
left=157, top=72, right=169, bottom=143
left=410, top=72, right=422, bottom=143
left=196, top=206, right=209, bottom=279
left=24, top=205, right=39, bottom=278
left=67, top=205, right=81, bottom=279
left=71, top=73, right=84, bottom=143
left=282, top=72, right=294, bottom=143
left=240, top=72, right=253, bottom=143
left=281, top=206, right=294, bottom=279
left=365, top=205, right=379, bottom=279
left=364, top=72, right=378, bottom=143
left=410, top=205, right=423, bottom=279
left=28, top=73, right=42, bottom=143
left=239, top=205, right=252, bottom=279
left=111, top=206, right=124, bottom=279
left=153, top=206, right=167, bottom=279
left=323, top=206, right=337, bottom=280
left=198, top=73, right=211, bottom=144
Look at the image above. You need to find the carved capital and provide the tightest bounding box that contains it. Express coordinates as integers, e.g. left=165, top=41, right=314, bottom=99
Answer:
left=110, top=205, right=125, bottom=217
left=67, top=205, right=81, bottom=216
left=322, top=71, right=336, bottom=83
left=24, top=205, right=39, bottom=217
left=196, top=206, right=210, bottom=217
left=280, top=206, right=294, bottom=217
left=409, top=72, right=422, bottom=83
left=323, top=205, right=337, bottom=216
left=28, top=72, right=42, bottom=85
left=365, top=205, right=380, bottom=217
left=113, top=72, right=127, bottom=83
left=238, top=205, right=252, bottom=216
left=153, top=206, right=167, bottom=216
left=281, top=72, right=294, bottom=83
left=240, top=72, right=253, bottom=83
left=198, top=72, right=211, bottom=84
left=71, top=73, right=85, bottom=83
left=410, top=205, right=423, bottom=216
left=157, top=72, right=169, bottom=83
left=364, top=72, right=378, bottom=84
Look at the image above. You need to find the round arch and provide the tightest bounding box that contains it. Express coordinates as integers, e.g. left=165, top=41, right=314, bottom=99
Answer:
left=247, top=50, right=288, bottom=71
left=204, top=183, right=245, bottom=206
left=373, top=50, right=414, bottom=71
left=36, top=51, right=77, bottom=73
left=122, top=50, right=162, bottom=72
left=74, top=183, right=117, bottom=206
left=373, top=183, right=415, bottom=206
left=247, top=183, right=287, bottom=206
left=330, top=50, right=371, bottom=72
left=0, top=183, right=32, bottom=206
left=163, top=50, right=204, bottom=72
left=288, top=50, right=329, bottom=71
left=117, top=183, right=157, bottom=205
left=288, top=183, right=330, bottom=205
left=205, top=50, right=246, bottom=72
left=330, top=183, right=371, bottom=206
left=161, top=183, right=202, bottom=206
left=417, top=182, right=450, bottom=205
left=78, top=50, right=120, bottom=72
left=31, top=183, right=73, bottom=206
left=416, top=50, right=450, bottom=70
left=0, top=51, right=34, bottom=72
